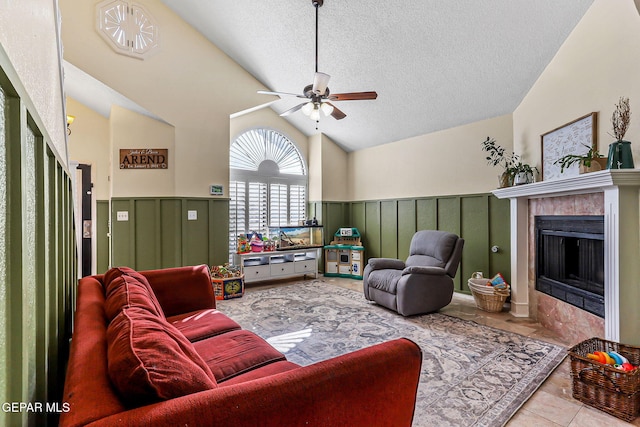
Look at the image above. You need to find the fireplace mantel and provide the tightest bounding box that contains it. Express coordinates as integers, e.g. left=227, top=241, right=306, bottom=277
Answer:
left=493, top=169, right=640, bottom=199
left=492, top=169, right=640, bottom=345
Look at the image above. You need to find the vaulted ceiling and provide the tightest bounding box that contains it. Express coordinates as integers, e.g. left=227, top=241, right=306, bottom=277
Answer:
left=160, top=0, right=594, bottom=151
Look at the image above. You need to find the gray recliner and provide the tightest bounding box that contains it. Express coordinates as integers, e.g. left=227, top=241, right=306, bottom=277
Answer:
left=363, top=230, right=464, bottom=316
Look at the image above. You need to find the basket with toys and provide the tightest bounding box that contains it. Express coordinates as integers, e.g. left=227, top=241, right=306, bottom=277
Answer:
left=467, top=273, right=510, bottom=312
left=568, top=337, right=640, bottom=421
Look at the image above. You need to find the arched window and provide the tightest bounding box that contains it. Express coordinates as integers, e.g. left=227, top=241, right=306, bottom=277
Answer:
left=229, top=129, right=307, bottom=257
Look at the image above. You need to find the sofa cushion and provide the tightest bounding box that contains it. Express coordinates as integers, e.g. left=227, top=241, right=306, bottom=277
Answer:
left=193, top=330, right=287, bottom=383
left=168, top=308, right=241, bottom=342
left=104, top=266, right=165, bottom=321
left=218, top=360, right=300, bottom=387
left=107, top=307, right=217, bottom=405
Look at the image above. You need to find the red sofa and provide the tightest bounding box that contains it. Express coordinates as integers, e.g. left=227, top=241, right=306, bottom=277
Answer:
left=60, top=265, right=422, bottom=426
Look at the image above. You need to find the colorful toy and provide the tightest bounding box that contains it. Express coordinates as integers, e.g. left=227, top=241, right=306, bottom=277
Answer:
left=586, top=351, right=637, bottom=371
left=488, top=273, right=509, bottom=290
left=237, top=234, right=250, bottom=253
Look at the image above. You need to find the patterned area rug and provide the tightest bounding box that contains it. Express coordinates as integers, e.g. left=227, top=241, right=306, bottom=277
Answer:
left=217, top=280, right=566, bottom=427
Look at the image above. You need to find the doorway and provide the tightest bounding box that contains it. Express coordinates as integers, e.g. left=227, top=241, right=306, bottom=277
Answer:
left=76, top=163, right=92, bottom=277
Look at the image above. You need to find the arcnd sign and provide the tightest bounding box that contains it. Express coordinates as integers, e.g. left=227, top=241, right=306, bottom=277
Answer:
left=120, top=149, right=168, bottom=169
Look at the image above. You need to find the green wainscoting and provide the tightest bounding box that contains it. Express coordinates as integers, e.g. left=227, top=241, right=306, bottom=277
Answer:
left=104, top=194, right=508, bottom=291
left=0, top=65, right=77, bottom=426
left=108, top=197, right=229, bottom=271
left=311, top=194, right=510, bottom=294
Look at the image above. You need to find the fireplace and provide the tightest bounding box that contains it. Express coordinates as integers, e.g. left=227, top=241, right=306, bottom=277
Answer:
left=493, top=170, right=640, bottom=345
left=535, top=215, right=604, bottom=317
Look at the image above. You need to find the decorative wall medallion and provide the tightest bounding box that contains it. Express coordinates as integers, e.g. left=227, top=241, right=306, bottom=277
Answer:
left=96, top=0, right=159, bottom=59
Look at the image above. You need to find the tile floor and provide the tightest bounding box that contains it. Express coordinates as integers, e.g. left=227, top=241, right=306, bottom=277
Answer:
left=285, top=275, right=640, bottom=427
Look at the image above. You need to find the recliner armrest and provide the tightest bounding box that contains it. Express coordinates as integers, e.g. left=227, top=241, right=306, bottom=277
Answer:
left=367, top=258, right=406, bottom=271
left=402, top=265, right=447, bottom=276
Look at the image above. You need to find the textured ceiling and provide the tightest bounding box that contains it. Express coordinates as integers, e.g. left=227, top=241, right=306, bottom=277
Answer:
left=69, top=1, right=594, bottom=152
left=161, top=0, right=594, bottom=152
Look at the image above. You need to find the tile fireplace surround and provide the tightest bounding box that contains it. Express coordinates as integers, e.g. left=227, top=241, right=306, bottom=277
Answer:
left=493, top=170, right=640, bottom=346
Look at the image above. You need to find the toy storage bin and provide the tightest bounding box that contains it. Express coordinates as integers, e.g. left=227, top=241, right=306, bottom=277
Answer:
left=568, top=337, right=640, bottom=422
left=467, top=278, right=510, bottom=312
left=212, top=275, right=245, bottom=300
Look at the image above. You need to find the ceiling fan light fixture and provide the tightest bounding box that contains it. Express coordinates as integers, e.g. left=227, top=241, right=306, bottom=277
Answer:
left=301, top=102, right=315, bottom=116
left=309, top=107, right=321, bottom=121
left=312, top=72, right=331, bottom=95
left=320, top=102, right=334, bottom=116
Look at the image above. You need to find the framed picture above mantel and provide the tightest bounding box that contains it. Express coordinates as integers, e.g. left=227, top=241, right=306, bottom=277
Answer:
left=541, top=112, right=597, bottom=181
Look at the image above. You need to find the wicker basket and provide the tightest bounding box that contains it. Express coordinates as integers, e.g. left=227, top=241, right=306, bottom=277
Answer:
left=467, top=278, right=510, bottom=312
left=569, top=337, right=640, bottom=422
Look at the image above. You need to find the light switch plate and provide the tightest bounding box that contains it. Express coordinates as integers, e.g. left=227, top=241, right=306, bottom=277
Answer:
left=187, top=210, right=197, bottom=220
left=116, top=211, right=128, bottom=221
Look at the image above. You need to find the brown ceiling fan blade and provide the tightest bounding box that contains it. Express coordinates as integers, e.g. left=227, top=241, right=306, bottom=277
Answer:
left=326, top=103, right=346, bottom=120
left=280, top=102, right=309, bottom=117
left=258, top=90, right=307, bottom=99
left=329, top=91, right=378, bottom=101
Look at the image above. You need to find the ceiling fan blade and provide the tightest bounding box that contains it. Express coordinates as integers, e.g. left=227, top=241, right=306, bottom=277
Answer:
left=279, top=102, right=308, bottom=117
left=258, top=90, right=307, bottom=99
left=329, top=91, right=378, bottom=101
left=326, top=102, right=346, bottom=120
left=312, top=72, right=331, bottom=95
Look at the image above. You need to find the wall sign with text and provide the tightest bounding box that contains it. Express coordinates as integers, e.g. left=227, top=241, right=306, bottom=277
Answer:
left=120, top=149, right=168, bottom=169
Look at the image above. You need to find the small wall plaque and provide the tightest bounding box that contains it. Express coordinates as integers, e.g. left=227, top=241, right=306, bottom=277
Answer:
left=120, top=148, right=168, bottom=169
left=210, top=185, right=223, bottom=196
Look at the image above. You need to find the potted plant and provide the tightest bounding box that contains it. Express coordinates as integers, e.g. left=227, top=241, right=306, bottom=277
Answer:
left=607, top=97, right=634, bottom=169
left=553, top=143, right=607, bottom=174
left=510, top=161, right=539, bottom=185
left=481, top=137, right=519, bottom=187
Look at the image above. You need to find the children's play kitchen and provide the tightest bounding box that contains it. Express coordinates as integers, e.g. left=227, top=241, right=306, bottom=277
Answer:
left=324, top=228, right=365, bottom=279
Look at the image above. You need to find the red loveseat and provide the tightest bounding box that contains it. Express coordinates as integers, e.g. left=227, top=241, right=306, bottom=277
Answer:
left=59, top=265, right=422, bottom=426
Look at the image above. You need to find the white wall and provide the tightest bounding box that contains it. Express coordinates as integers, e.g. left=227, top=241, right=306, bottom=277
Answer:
left=348, top=114, right=514, bottom=200
left=67, top=97, right=110, bottom=200
left=0, top=0, right=67, bottom=163
left=60, top=0, right=271, bottom=197
left=110, top=106, right=176, bottom=197
left=514, top=0, right=640, bottom=169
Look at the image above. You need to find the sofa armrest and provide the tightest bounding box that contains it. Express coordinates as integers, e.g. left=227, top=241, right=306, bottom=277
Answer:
left=367, top=257, right=406, bottom=271
left=402, top=265, right=447, bottom=276
left=87, top=338, right=422, bottom=427
left=140, top=265, right=215, bottom=317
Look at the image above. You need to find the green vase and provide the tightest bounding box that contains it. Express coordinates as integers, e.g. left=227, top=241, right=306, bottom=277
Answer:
left=606, top=140, right=634, bottom=169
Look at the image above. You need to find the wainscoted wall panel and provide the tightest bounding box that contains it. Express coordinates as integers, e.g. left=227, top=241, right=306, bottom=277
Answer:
left=96, top=200, right=110, bottom=274
left=110, top=197, right=229, bottom=270
left=0, top=65, right=77, bottom=426
left=397, top=200, right=417, bottom=261
left=317, top=194, right=510, bottom=294
left=379, top=200, right=397, bottom=259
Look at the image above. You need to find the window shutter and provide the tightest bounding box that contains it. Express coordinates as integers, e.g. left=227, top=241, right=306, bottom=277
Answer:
left=248, top=182, right=268, bottom=234
left=289, top=185, right=306, bottom=225
left=269, top=184, right=288, bottom=226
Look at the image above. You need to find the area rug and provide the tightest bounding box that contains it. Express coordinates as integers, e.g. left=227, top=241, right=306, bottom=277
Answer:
left=217, top=280, right=566, bottom=427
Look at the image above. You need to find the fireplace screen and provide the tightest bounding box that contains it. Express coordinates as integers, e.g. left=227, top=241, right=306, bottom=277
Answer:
left=535, top=215, right=604, bottom=317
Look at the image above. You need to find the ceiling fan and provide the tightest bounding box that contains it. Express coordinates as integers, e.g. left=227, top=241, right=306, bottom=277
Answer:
left=258, top=0, right=377, bottom=122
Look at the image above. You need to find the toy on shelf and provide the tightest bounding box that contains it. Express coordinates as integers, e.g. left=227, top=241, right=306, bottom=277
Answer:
left=237, top=234, right=250, bottom=254
left=249, top=232, right=264, bottom=252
